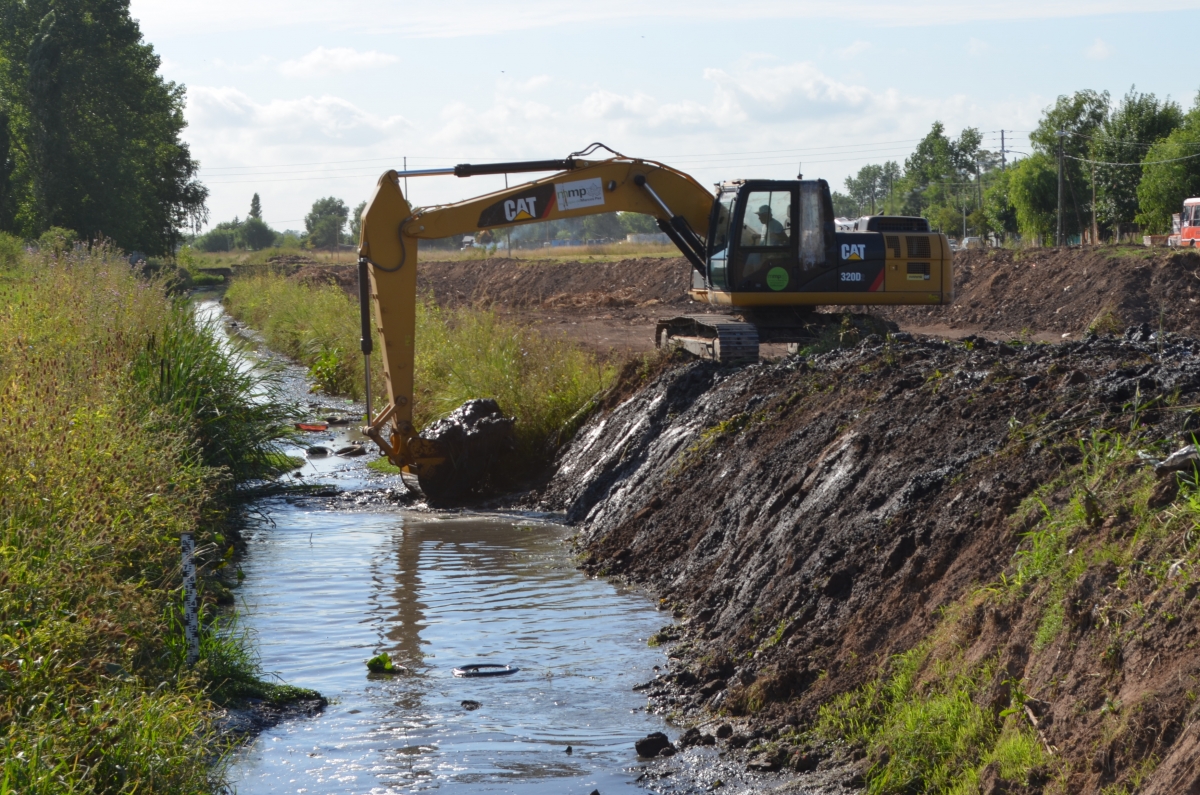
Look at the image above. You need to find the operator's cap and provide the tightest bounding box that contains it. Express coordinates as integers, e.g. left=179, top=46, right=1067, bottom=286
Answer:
left=758, top=205, right=772, bottom=214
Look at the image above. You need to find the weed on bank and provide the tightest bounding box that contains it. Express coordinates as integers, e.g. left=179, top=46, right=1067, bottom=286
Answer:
left=0, top=248, right=298, bottom=793
left=223, top=272, right=614, bottom=463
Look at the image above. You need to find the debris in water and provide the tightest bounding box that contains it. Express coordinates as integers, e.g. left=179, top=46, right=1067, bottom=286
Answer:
left=295, top=421, right=329, bottom=432
left=452, top=663, right=519, bottom=677
left=306, top=446, right=332, bottom=457
left=326, top=415, right=351, bottom=425
left=565, top=745, right=573, bottom=754
left=460, top=700, right=482, bottom=711
left=334, top=443, right=366, bottom=457
left=365, top=652, right=405, bottom=675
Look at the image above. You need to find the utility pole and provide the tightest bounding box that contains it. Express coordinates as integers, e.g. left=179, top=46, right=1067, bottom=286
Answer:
left=1000, top=130, right=1007, bottom=171
left=1056, top=130, right=1065, bottom=247
left=1091, top=164, right=1098, bottom=245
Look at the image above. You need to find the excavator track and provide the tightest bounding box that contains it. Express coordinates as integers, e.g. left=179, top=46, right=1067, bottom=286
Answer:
left=656, top=315, right=760, bottom=364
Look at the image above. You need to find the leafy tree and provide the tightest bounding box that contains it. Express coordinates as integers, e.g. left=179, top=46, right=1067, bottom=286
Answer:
left=831, top=191, right=858, bottom=219
left=0, top=0, right=207, bottom=254
left=1008, top=154, right=1058, bottom=244
left=582, top=212, right=624, bottom=240
left=249, top=193, right=262, bottom=220
left=845, top=164, right=885, bottom=215
left=1030, top=90, right=1110, bottom=241
left=619, top=211, right=658, bottom=235
left=349, top=200, right=366, bottom=245
left=239, top=217, right=274, bottom=250
left=1137, top=96, right=1200, bottom=233
left=304, top=197, right=348, bottom=249
left=195, top=219, right=238, bottom=252
left=983, top=169, right=1019, bottom=241
left=1091, top=88, right=1181, bottom=237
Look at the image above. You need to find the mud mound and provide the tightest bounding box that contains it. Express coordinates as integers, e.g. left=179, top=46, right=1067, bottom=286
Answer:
left=875, top=246, right=1200, bottom=337
left=284, top=257, right=693, bottom=314
left=543, top=329, right=1200, bottom=792
left=289, top=263, right=358, bottom=294
left=417, top=256, right=692, bottom=310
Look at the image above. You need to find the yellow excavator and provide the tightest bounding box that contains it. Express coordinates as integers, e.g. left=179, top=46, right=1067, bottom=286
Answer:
left=357, top=143, right=952, bottom=498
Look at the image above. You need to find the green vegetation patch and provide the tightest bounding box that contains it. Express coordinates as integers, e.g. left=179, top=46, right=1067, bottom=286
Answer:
left=0, top=246, right=303, bottom=793
left=224, top=271, right=615, bottom=466
left=817, top=646, right=1048, bottom=794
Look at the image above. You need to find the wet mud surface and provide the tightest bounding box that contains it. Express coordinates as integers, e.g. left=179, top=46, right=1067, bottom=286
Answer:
left=537, top=326, right=1200, bottom=792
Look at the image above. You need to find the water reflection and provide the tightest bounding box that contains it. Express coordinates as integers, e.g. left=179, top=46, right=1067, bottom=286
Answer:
left=230, top=508, right=669, bottom=794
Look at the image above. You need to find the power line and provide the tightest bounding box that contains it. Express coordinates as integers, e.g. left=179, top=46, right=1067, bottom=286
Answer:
left=197, top=136, right=940, bottom=175
left=1066, top=151, right=1200, bottom=167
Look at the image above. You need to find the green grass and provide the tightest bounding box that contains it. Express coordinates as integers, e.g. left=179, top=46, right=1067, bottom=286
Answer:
left=816, top=647, right=1047, bottom=794
left=0, top=245, right=303, bottom=793
left=814, top=424, right=1200, bottom=795
left=223, top=271, right=615, bottom=466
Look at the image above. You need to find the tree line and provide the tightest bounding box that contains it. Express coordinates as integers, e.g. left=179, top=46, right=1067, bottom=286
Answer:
left=0, top=0, right=206, bottom=256
left=193, top=193, right=663, bottom=253
left=832, top=87, right=1200, bottom=244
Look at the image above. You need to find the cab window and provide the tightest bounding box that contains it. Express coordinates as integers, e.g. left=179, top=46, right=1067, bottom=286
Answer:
left=732, top=189, right=797, bottom=291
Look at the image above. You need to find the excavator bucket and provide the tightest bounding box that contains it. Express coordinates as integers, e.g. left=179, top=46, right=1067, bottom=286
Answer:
left=401, top=399, right=515, bottom=503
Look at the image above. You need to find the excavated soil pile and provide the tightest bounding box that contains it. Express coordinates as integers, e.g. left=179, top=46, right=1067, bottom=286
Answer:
left=541, top=327, right=1200, bottom=793
left=876, top=246, right=1200, bottom=337
left=414, top=256, right=693, bottom=310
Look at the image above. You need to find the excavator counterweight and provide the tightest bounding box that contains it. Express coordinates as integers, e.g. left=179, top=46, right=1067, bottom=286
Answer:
left=357, top=146, right=953, bottom=501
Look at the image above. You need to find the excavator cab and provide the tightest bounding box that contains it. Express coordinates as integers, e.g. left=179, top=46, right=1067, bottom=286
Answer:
left=703, top=180, right=838, bottom=296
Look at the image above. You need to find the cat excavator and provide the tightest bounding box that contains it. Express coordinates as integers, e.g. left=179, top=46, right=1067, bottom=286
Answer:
left=356, top=144, right=952, bottom=499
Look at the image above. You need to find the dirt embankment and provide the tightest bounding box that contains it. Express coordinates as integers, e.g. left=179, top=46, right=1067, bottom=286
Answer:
left=285, top=247, right=1200, bottom=353
left=540, top=329, right=1200, bottom=793
left=875, top=246, right=1200, bottom=339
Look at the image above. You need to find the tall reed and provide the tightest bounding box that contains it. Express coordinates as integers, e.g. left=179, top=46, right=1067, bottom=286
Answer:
left=0, top=245, right=297, bottom=792
left=224, top=272, right=615, bottom=463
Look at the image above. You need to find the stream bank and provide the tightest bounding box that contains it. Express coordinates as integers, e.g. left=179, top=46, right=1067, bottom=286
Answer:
left=540, top=329, right=1200, bottom=793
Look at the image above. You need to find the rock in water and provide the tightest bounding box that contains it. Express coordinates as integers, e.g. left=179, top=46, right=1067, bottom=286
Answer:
left=416, top=399, right=515, bottom=501
left=635, top=731, right=674, bottom=758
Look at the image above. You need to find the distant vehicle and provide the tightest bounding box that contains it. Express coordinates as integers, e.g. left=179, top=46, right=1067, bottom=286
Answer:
left=1168, top=197, right=1200, bottom=247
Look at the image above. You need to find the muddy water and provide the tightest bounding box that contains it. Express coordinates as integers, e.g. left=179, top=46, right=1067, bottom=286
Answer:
left=197, top=296, right=675, bottom=793
left=229, top=507, right=672, bottom=794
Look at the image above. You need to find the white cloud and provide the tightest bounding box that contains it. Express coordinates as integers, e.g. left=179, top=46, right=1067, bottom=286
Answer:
left=1087, top=38, right=1112, bottom=59
left=188, top=86, right=409, bottom=144
left=838, top=40, right=872, bottom=58
left=184, top=62, right=1047, bottom=230
left=279, top=47, right=399, bottom=78
left=131, top=0, right=1200, bottom=38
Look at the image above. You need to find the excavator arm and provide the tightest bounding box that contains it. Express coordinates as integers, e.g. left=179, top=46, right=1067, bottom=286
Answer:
left=356, top=150, right=716, bottom=497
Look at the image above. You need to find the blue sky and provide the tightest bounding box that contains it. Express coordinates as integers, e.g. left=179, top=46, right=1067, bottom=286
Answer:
left=129, top=0, right=1200, bottom=233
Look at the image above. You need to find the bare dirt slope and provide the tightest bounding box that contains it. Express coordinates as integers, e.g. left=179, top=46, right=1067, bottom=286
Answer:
left=874, top=246, right=1200, bottom=339
left=286, top=248, right=1200, bottom=353
left=540, top=330, right=1200, bottom=793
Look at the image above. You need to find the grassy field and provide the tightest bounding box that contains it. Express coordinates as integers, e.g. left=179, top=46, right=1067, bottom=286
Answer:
left=0, top=247, right=306, bottom=793
left=223, top=272, right=615, bottom=469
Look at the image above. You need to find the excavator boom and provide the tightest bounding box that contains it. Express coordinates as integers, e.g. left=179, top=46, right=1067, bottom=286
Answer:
left=357, top=151, right=716, bottom=499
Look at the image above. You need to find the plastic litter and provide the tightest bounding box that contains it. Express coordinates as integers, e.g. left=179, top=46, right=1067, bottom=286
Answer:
left=452, top=664, right=519, bottom=678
